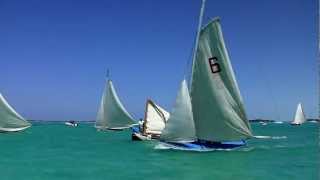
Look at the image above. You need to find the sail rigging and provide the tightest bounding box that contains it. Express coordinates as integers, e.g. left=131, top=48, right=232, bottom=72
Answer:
left=0, top=94, right=31, bottom=131
left=95, top=80, right=136, bottom=129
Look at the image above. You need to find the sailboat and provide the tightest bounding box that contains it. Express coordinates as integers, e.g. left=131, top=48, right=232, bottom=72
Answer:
left=290, top=103, right=306, bottom=125
left=0, top=93, right=31, bottom=132
left=131, top=99, right=170, bottom=140
left=95, top=79, right=137, bottom=131
left=158, top=0, right=253, bottom=150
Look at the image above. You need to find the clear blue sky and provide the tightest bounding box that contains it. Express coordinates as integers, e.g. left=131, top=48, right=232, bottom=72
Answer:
left=0, top=0, right=317, bottom=121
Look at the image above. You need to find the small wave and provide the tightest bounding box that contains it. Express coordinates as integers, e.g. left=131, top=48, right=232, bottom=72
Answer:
left=254, top=135, right=287, bottom=139
left=271, top=136, right=287, bottom=139
left=252, top=144, right=292, bottom=150
left=236, top=147, right=255, bottom=152
left=154, top=143, right=171, bottom=150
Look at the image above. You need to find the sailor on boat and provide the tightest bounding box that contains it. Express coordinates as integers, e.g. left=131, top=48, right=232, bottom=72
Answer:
left=131, top=99, right=170, bottom=141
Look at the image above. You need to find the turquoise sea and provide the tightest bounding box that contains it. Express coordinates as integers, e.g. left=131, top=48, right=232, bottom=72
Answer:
left=0, top=122, right=318, bottom=180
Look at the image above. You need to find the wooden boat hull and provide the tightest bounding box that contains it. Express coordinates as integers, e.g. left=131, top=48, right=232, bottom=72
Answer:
left=131, top=126, right=159, bottom=141
left=131, top=132, right=152, bottom=141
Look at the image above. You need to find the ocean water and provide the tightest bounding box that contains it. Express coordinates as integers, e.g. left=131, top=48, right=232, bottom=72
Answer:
left=0, top=122, right=318, bottom=180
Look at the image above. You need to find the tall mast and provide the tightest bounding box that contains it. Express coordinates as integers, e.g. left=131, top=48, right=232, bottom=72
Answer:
left=190, top=0, right=206, bottom=88
left=318, top=1, right=320, bottom=176
left=318, top=0, right=320, bottom=121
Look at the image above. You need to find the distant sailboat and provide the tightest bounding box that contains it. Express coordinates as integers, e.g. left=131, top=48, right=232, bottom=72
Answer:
left=0, top=94, right=31, bottom=132
left=260, top=122, right=268, bottom=126
left=131, top=99, right=170, bottom=140
left=157, top=0, right=252, bottom=151
left=95, top=79, right=137, bottom=131
left=290, top=103, right=306, bottom=125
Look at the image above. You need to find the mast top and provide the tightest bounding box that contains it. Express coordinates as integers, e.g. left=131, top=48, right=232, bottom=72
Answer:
left=106, top=69, right=110, bottom=80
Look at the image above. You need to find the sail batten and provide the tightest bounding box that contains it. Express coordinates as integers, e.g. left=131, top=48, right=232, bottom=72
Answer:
left=160, top=80, right=196, bottom=142
left=190, top=19, right=252, bottom=141
left=0, top=94, right=31, bottom=131
left=95, top=80, right=136, bottom=129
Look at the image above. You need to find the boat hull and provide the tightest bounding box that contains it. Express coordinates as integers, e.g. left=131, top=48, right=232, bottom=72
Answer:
left=107, top=127, right=125, bottom=131
left=0, top=126, right=30, bottom=133
left=95, top=125, right=134, bottom=131
left=290, top=122, right=302, bottom=126
left=157, top=140, right=246, bottom=151
left=65, top=122, right=78, bottom=127
left=131, top=132, right=152, bottom=141
left=131, top=126, right=158, bottom=141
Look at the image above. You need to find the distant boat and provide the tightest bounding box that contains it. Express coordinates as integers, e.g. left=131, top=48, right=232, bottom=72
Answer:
left=306, top=119, right=319, bottom=123
left=65, top=120, right=78, bottom=127
left=290, top=103, right=306, bottom=125
left=0, top=93, right=31, bottom=132
left=95, top=79, right=137, bottom=131
left=307, top=120, right=318, bottom=123
left=131, top=99, right=170, bottom=140
left=273, top=121, right=284, bottom=124
left=260, top=122, right=268, bottom=126
left=157, top=0, right=252, bottom=151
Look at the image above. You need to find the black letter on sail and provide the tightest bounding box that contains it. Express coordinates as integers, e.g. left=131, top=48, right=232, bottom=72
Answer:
left=208, top=57, right=221, bottom=74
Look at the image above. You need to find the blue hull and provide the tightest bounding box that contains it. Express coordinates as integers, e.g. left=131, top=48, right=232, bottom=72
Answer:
left=158, top=140, right=246, bottom=151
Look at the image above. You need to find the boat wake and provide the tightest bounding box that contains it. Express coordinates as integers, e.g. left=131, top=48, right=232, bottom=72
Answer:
left=254, top=135, right=287, bottom=140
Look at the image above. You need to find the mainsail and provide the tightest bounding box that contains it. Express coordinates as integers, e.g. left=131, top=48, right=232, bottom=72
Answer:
left=142, top=99, right=170, bottom=135
left=190, top=18, right=252, bottom=141
left=95, top=80, right=136, bottom=129
left=0, top=94, right=31, bottom=131
left=160, top=80, right=196, bottom=142
left=292, top=103, right=306, bottom=124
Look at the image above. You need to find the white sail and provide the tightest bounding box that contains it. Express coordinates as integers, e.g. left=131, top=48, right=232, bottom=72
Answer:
left=142, top=100, right=170, bottom=135
left=0, top=94, right=31, bottom=132
left=95, top=80, right=136, bottom=129
left=160, top=80, right=196, bottom=142
left=190, top=18, right=252, bottom=142
left=292, top=103, right=306, bottom=124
